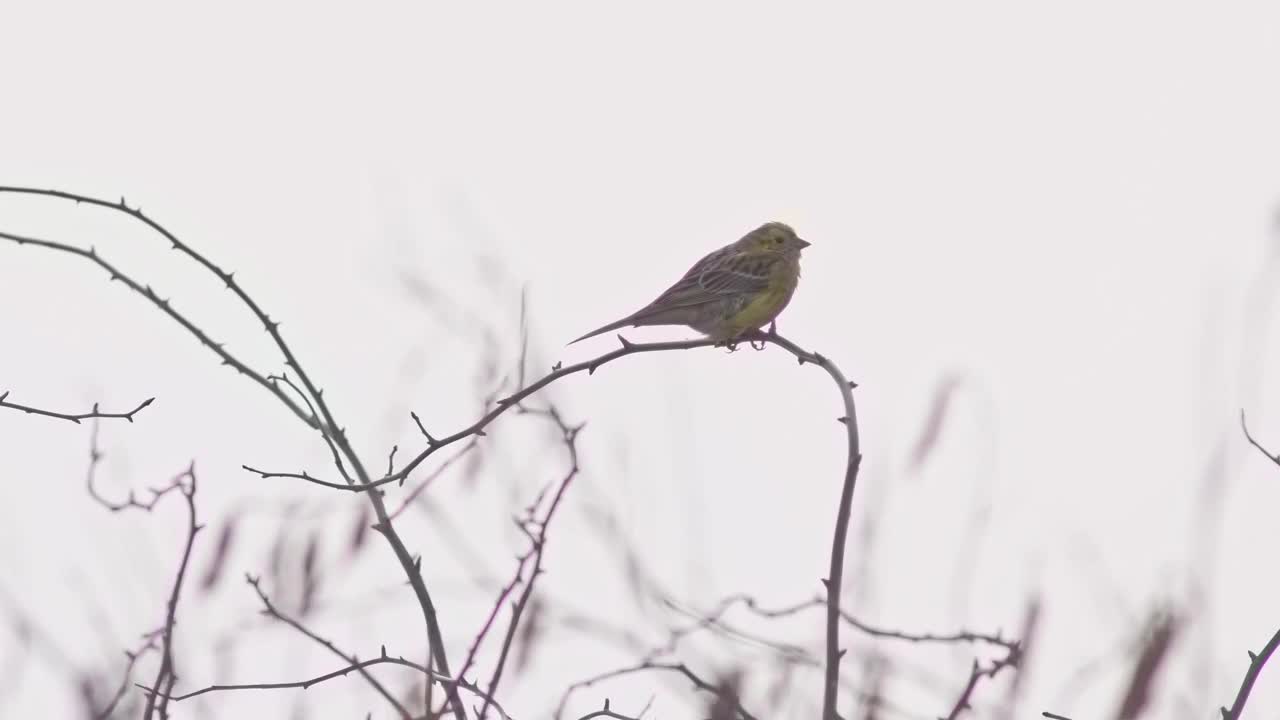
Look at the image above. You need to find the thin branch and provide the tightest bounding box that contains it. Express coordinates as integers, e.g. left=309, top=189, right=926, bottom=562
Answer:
left=554, top=660, right=759, bottom=720
left=386, top=330, right=848, bottom=492
left=942, top=644, right=1022, bottom=720
left=478, top=408, right=582, bottom=720
left=803, top=340, right=862, bottom=720
left=0, top=391, right=153, bottom=424
left=85, top=419, right=188, bottom=513
left=143, top=655, right=517, bottom=720
left=673, top=592, right=1017, bottom=652
left=94, top=632, right=161, bottom=720
left=1240, top=410, right=1280, bottom=469
left=141, top=465, right=202, bottom=720
left=389, top=438, right=482, bottom=521
left=239, top=574, right=410, bottom=719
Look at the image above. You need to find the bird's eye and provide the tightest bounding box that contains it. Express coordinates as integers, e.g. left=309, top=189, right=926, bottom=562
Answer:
left=774, top=237, right=784, bottom=244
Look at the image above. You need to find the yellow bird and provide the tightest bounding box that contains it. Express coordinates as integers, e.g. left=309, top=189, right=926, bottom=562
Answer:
left=571, top=222, right=810, bottom=344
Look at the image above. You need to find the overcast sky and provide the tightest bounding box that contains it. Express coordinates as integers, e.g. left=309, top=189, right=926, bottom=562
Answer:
left=4, top=2, right=1280, bottom=719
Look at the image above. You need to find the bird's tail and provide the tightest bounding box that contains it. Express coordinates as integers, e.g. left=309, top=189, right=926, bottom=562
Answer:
left=568, top=316, right=635, bottom=345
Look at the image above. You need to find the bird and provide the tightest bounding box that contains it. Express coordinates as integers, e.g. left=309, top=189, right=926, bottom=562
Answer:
left=569, top=221, right=810, bottom=345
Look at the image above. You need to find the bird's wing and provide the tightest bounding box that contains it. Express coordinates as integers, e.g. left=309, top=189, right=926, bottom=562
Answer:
left=640, top=249, right=777, bottom=312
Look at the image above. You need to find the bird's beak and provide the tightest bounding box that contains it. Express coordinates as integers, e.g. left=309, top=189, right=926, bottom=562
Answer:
left=797, top=238, right=811, bottom=249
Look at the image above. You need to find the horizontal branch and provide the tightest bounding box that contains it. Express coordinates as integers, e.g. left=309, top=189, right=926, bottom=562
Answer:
left=0, top=391, right=152, bottom=424
left=555, top=660, right=758, bottom=720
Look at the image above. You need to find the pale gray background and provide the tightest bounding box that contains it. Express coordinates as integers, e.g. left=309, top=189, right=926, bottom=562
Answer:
left=3, top=2, right=1280, bottom=718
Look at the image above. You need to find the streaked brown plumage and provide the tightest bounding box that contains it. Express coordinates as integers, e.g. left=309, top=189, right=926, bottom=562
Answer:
left=570, top=222, right=810, bottom=344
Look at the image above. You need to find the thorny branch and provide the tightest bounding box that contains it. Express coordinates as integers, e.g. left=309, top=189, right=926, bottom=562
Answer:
left=85, top=419, right=187, bottom=513
left=0, top=187, right=468, bottom=720
left=0, top=391, right=153, bottom=425
left=1221, top=628, right=1280, bottom=720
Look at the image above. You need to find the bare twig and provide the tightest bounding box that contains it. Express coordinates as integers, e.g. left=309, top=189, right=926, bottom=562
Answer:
left=388, top=438, right=481, bottom=521
left=1240, top=411, right=1280, bottom=469
left=0, top=391, right=153, bottom=424
left=676, top=592, right=1017, bottom=650
left=84, top=420, right=189, bottom=513
left=942, top=645, right=1022, bottom=720
left=555, top=660, right=759, bottom=720
left=143, top=653, right=517, bottom=720
left=93, top=632, right=161, bottom=720
left=477, top=407, right=582, bottom=720
left=140, top=465, right=201, bottom=720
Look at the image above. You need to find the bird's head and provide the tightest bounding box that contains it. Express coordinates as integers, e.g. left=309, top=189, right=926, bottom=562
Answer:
left=735, top=221, right=811, bottom=256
